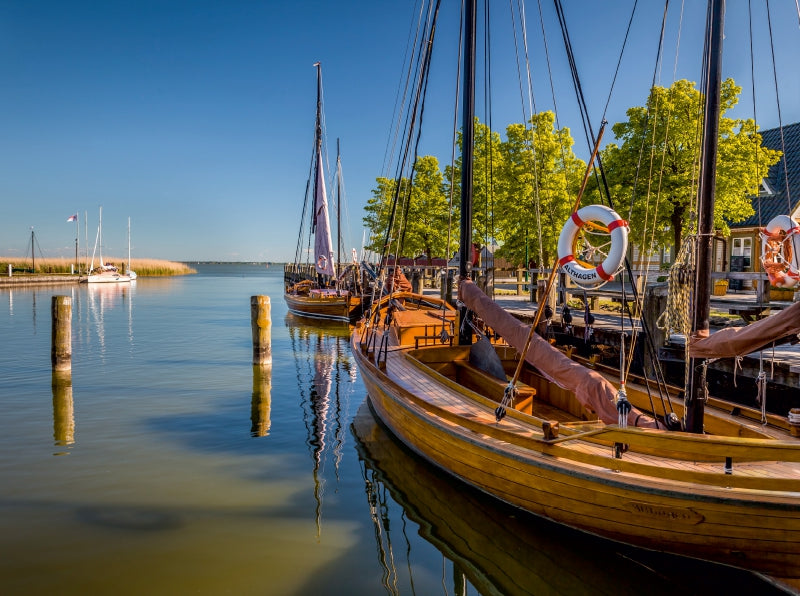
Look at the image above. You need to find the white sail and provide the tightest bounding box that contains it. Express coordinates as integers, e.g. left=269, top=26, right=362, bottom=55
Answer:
left=313, top=146, right=335, bottom=277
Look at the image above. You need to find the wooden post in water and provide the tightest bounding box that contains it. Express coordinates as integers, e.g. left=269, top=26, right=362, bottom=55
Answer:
left=51, top=296, right=71, bottom=372
left=250, top=295, right=272, bottom=365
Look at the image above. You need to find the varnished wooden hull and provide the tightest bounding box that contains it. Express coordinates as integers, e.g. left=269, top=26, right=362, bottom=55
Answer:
left=284, top=292, right=361, bottom=322
left=351, top=401, right=782, bottom=594
left=351, top=304, right=800, bottom=581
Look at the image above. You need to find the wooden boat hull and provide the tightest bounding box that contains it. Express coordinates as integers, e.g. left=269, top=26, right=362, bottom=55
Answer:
left=351, top=321, right=800, bottom=580
left=351, top=401, right=783, bottom=594
left=284, top=292, right=361, bottom=322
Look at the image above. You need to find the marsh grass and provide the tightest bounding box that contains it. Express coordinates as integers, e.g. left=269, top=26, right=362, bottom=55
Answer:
left=0, top=257, right=196, bottom=276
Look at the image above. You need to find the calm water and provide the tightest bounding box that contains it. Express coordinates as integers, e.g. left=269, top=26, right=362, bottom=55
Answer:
left=0, top=264, right=787, bottom=595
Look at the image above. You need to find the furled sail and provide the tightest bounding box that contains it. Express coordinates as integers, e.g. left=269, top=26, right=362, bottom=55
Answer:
left=313, top=145, right=335, bottom=277
left=458, top=280, right=660, bottom=428
left=689, top=300, right=800, bottom=359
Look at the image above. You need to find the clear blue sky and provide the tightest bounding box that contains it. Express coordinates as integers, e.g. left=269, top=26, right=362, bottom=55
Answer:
left=1, top=1, right=798, bottom=263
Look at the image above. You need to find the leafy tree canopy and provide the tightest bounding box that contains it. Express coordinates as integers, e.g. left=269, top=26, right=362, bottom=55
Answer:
left=597, top=79, right=781, bottom=254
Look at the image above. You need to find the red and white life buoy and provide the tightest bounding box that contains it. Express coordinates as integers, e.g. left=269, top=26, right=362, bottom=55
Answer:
left=557, top=204, right=629, bottom=287
left=761, top=214, right=800, bottom=288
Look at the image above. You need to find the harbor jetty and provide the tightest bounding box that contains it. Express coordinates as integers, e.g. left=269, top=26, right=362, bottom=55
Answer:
left=0, top=274, right=83, bottom=287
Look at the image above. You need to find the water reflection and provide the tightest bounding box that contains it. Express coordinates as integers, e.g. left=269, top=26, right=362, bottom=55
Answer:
left=286, top=315, right=354, bottom=537
left=86, top=282, right=134, bottom=358
left=351, top=401, right=785, bottom=596
left=51, top=370, right=74, bottom=452
left=250, top=365, right=272, bottom=437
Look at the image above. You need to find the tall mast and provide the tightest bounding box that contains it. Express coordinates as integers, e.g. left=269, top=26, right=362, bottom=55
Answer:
left=311, top=61, right=322, bottom=243
left=458, top=0, right=477, bottom=346
left=74, top=213, right=79, bottom=273
left=336, top=138, right=342, bottom=280
left=685, top=0, right=725, bottom=433
left=98, top=206, right=104, bottom=266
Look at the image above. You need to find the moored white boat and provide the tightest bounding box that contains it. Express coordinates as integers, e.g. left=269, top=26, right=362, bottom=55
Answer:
left=83, top=207, right=130, bottom=284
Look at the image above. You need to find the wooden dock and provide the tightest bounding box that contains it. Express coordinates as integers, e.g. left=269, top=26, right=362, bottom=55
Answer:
left=0, top=274, right=83, bottom=287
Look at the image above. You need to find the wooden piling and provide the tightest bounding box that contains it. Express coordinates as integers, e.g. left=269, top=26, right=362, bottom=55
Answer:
left=250, top=295, right=272, bottom=365
left=51, top=295, right=71, bottom=371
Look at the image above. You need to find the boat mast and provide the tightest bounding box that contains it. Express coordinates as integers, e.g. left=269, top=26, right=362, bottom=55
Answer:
left=686, top=0, right=725, bottom=434
left=336, top=138, right=342, bottom=282
left=458, top=0, right=477, bottom=346
left=128, top=217, right=132, bottom=273
left=98, top=206, right=104, bottom=266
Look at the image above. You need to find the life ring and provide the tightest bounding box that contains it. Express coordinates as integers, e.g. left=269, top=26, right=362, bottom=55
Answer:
left=557, top=204, right=629, bottom=287
left=760, top=214, right=800, bottom=288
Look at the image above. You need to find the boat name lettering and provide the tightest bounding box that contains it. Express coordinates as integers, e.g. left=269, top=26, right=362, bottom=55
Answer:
left=625, top=501, right=704, bottom=524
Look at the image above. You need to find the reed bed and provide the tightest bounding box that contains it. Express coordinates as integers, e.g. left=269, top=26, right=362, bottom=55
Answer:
left=0, top=257, right=197, bottom=276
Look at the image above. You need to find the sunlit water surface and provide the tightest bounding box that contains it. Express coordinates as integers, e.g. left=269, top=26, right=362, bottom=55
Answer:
left=0, top=265, right=787, bottom=595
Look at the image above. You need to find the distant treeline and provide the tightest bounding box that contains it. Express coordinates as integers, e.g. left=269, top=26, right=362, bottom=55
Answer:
left=0, top=257, right=197, bottom=276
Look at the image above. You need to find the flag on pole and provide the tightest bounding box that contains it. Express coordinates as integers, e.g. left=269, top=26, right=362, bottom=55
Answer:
left=67, top=214, right=78, bottom=222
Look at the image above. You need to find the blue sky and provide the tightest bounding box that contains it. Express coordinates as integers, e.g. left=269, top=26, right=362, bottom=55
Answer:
left=1, top=1, right=798, bottom=263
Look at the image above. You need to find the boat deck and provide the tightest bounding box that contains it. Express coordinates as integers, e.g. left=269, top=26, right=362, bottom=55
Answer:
left=361, top=320, right=800, bottom=495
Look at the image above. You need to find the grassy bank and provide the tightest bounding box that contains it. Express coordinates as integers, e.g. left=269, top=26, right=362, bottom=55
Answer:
left=0, top=257, right=197, bottom=276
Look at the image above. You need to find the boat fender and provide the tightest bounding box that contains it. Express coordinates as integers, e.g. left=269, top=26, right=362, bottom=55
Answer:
left=760, top=214, right=800, bottom=288
left=557, top=205, right=629, bottom=288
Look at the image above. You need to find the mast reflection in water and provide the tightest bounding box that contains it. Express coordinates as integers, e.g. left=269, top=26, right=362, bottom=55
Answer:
left=287, top=314, right=355, bottom=538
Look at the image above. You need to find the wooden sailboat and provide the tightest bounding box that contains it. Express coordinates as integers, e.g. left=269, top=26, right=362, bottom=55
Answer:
left=351, top=0, right=800, bottom=587
left=284, top=63, right=363, bottom=323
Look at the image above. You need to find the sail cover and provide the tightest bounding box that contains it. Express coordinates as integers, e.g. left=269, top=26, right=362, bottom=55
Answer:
left=458, top=280, right=660, bottom=428
left=313, top=146, right=335, bottom=277
left=689, top=300, right=800, bottom=359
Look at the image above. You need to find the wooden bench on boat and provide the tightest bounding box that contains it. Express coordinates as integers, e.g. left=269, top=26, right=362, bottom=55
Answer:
left=452, top=360, right=536, bottom=407
left=391, top=307, right=457, bottom=347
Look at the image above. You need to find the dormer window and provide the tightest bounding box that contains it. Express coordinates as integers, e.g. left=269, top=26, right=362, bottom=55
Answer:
left=759, top=179, right=774, bottom=197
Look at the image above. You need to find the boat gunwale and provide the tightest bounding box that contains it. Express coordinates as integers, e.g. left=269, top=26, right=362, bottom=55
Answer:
left=352, top=320, right=800, bottom=497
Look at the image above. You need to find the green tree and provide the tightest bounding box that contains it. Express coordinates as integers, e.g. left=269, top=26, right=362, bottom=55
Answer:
left=600, top=79, right=781, bottom=257
left=362, top=155, right=453, bottom=259
left=495, top=111, right=584, bottom=267
left=362, top=175, right=403, bottom=254
left=402, top=155, right=453, bottom=258
left=445, top=119, right=505, bottom=252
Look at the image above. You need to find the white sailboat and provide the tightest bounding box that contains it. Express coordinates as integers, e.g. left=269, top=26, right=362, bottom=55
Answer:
left=83, top=206, right=131, bottom=284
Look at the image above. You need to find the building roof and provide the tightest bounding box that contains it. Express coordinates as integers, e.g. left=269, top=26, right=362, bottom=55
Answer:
left=732, top=121, right=800, bottom=229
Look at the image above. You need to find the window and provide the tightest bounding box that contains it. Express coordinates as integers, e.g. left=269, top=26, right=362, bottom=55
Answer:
left=732, top=237, right=752, bottom=269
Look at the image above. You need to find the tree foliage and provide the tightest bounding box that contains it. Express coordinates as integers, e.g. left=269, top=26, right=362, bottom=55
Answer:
left=363, top=114, right=584, bottom=268
left=362, top=155, right=453, bottom=259
left=598, top=79, right=782, bottom=256
left=495, top=112, right=584, bottom=267
left=364, top=80, right=779, bottom=271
